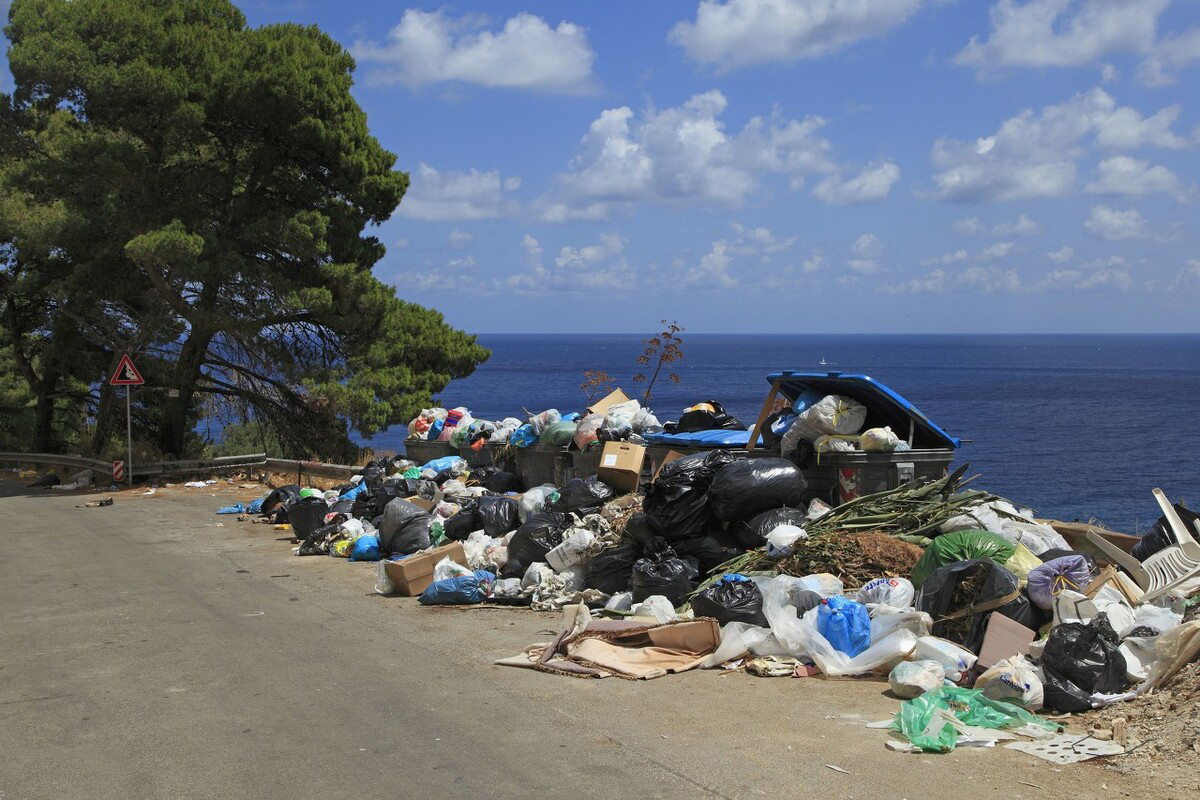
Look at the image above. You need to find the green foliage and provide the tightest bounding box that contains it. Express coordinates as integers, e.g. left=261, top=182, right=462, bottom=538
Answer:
left=203, top=419, right=284, bottom=459
left=1, top=0, right=488, bottom=459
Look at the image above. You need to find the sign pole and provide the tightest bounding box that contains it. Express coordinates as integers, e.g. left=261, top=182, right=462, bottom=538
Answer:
left=126, top=386, right=133, bottom=487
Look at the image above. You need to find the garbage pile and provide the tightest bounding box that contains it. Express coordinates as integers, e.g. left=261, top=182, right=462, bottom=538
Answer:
left=405, top=389, right=663, bottom=451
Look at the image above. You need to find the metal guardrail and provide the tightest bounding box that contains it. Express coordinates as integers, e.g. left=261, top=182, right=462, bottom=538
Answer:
left=264, top=458, right=359, bottom=480
left=0, top=451, right=269, bottom=479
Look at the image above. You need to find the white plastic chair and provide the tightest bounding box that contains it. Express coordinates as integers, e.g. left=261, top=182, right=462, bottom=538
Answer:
left=1086, top=489, right=1200, bottom=602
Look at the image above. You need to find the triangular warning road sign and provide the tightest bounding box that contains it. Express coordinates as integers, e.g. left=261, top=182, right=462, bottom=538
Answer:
left=109, top=353, right=145, bottom=386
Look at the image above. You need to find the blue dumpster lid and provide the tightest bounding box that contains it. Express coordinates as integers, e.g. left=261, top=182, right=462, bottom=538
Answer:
left=766, top=371, right=961, bottom=449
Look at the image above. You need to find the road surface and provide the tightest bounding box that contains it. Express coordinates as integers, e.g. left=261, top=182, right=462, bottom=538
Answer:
left=0, top=477, right=1179, bottom=799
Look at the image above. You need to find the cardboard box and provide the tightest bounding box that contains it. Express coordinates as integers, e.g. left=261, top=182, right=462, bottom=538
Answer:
left=586, top=388, right=631, bottom=416
left=597, top=441, right=646, bottom=495
left=651, top=450, right=686, bottom=483
left=403, top=490, right=444, bottom=513
left=383, top=542, right=467, bottom=597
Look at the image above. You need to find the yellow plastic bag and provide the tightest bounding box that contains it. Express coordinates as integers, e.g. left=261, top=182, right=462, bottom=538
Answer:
left=1003, top=543, right=1042, bottom=585
left=331, top=539, right=353, bottom=558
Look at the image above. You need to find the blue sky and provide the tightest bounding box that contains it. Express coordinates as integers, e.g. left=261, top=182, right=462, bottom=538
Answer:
left=6, top=1, right=1200, bottom=333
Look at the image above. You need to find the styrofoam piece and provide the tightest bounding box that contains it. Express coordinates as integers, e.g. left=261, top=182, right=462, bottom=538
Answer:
left=1005, top=734, right=1124, bottom=764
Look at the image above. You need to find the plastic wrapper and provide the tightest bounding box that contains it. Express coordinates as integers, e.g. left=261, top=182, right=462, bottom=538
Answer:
left=940, top=499, right=1068, bottom=555
left=629, top=541, right=700, bottom=606
left=501, top=512, right=571, bottom=579
left=813, top=435, right=856, bottom=453
left=892, top=686, right=1057, bottom=753
left=572, top=413, right=605, bottom=451
left=550, top=477, right=615, bottom=516
left=585, top=543, right=640, bottom=594
left=1039, top=613, right=1128, bottom=712
left=377, top=498, right=434, bottom=556
left=538, top=420, right=577, bottom=446
left=545, top=530, right=597, bottom=572
left=912, top=636, right=976, bottom=682
left=974, top=655, right=1043, bottom=710
left=707, top=458, right=805, bottom=523
left=734, top=507, right=808, bottom=550
left=857, top=577, right=916, bottom=610
left=632, top=407, right=662, bottom=434
left=817, top=595, right=872, bottom=657
left=766, top=524, right=806, bottom=559
left=784, top=394, right=868, bottom=452
left=910, top=530, right=1016, bottom=587
left=643, top=450, right=736, bottom=540
left=509, top=424, right=538, bottom=448
left=518, top=485, right=559, bottom=523
left=434, top=556, right=474, bottom=582
left=418, top=570, right=496, bottom=605
left=692, top=575, right=768, bottom=627
left=860, top=426, right=901, bottom=452
left=1002, top=543, right=1042, bottom=583
left=889, top=660, right=945, bottom=699
left=521, top=561, right=556, bottom=590
left=529, top=409, right=561, bottom=435
left=916, top=559, right=1033, bottom=655
left=1027, top=555, right=1093, bottom=610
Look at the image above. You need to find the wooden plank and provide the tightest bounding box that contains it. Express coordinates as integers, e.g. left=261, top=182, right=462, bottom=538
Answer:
left=746, top=380, right=781, bottom=451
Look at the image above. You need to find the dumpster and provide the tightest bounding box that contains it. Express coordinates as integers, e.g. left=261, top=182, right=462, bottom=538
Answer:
left=514, top=444, right=573, bottom=488
left=404, top=438, right=456, bottom=466
left=571, top=447, right=603, bottom=480
left=823, top=448, right=956, bottom=504
left=458, top=442, right=511, bottom=470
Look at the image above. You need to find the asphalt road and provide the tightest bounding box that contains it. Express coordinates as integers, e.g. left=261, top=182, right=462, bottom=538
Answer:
left=0, top=477, right=1177, bottom=800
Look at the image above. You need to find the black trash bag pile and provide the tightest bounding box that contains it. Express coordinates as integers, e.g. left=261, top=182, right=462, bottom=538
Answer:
left=643, top=450, right=736, bottom=540
left=624, top=512, right=658, bottom=548
left=670, top=533, right=743, bottom=575
left=471, top=465, right=520, bottom=493
left=629, top=538, right=700, bottom=605
left=691, top=575, right=768, bottom=627
left=502, top=512, right=572, bottom=579
left=1040, top=613, right=1128, bottom=712
left=916, top=558, right=1034, bottom=655
left=551, top=477, right=615, bottom=516
left=298, top=521, right=345, bottom=556
left=377, top=498, right=433, bottom=557
left=444, top=496, right=521, bottom=541
left=665, top=400, right=744, bottom=433
left=260, top=484, right=301, bottom=523
left=286, top=495, right=331, bottom=541
left=734, top=507, right=809, bottom=550
left=585, top=542, right=641, bottom=594
left=708, top=458, right=806, bottom=522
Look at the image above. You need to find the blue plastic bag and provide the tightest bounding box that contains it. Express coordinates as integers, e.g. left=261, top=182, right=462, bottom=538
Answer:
left=247, top=497, right=264, bottom=514
left=216, top=503, right=245, bottom=515
left=817, top=595, right=872, bottom=657
left=418, top=570, right=496, bottom=605
left=427, top=419, right=444, bottom=441
left=340, top=481, right=369, bottom=501
left=422, top=455, right=465, bottom=473
left=509, top=424, right=538, bottom=448
left=561, top=412, right=581, bottom=422
left=349, top=535, right=381, bottom=562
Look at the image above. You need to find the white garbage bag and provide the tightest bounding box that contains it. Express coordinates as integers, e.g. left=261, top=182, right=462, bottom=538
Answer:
left=889, top=660, right=946, bottom=698
left=974, top=655, right=1044, bottom=710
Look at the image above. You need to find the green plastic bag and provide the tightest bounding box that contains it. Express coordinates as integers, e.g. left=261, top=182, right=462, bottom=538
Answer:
left=538, top=420, right=578, bottom=447
left=911, top=530, right=1016, bottom=587
left=403, top=466, right=421, bottom=479
left=892, top=686, right=1057, bottom=753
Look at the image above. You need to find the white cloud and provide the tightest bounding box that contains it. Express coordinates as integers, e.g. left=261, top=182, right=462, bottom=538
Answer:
left=1138, top=27, right=1200, bottom=86
left=956, top=213, right=1041, bottom=236
left=1170, top=259, right=1200, bottom=290
left=802, top=251, right=825, bottom=273
left=1047, top=246, right=1074, bottom=264
left=1084, top=204, right=1150, bottom=240
left=882, top=265, right=1023, bottom=294
left=956, top=0, right=1167, bottom=72
left=670, top=0, right=927, bottom=71
left=729, top=223, right=797, bottom=256
left=921, top=249, right=970, bottom=266
left=847, top=233, right=882, bottom=274
left=953, top=217, right=986, bottom=235
left=1084, top=156, right=1187, bottom=199
left=505, top=233, right=634, bottom=292
left=979, top=241, right=1017, bottom=260
left=928, top=88, right=1189, bottom=202
left=688, top=241, right=738, bottom=289
left=811, top=160, right=901, bottom=205
left=448, top=230, right=474, bottom=248
left=1033, top=265, right=1134, bottom=292
left=393, top=238, right=409, bottom=249
left=398, top=163, right=520, bottom=221
left=353, top=10, right=595, bottom=94
left=540, top=90, right=850, bottom=219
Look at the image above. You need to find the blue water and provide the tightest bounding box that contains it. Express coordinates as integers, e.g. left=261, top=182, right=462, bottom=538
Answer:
left=362, top=334, right=1200, bottom=534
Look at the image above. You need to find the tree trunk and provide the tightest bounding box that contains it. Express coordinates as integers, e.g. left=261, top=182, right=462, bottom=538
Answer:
left=88, top=353, right=124, bottom=456
left=32, top=380, right=56, bottom=452
left=158, top=330, right=213, bottom=458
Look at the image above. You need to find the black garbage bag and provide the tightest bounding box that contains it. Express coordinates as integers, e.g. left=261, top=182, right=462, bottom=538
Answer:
left=28, top=473, right=61, bottom=488
left=370, top=480, right=408, bottom=518
left=377, top=498, right=433, bottom=556
left=298, top=521, right=344, bottom=556
left=360, top=463, right=385, bottom=490
left=477, top=496, right=520, bottom=537
left=1132, top=503, right=1200, bottom=561
left=692, top=575, right=768, bottom=627
left=666, top=400, right=744, bottom=433
left=443, top=506, right=481, bottom=541
left=643, top=450, right=736, bottom=540
left=624, top=513, right=657, bottom=548
left=734, top=507, right=809, bottom=550
left=916, top=558, right=1034, bottom=655
left=502, top=512, right=571, bottom=579
left=472, top=465, right=520, bottom=493
left=260, top=484, right=300, bottom=519
left=287, top=495, right=331, bottom=541
left=551, top=477, right=615, bottom=516
left=585, top=542, right=640, bottom=594
left=670, top=535, right=743, bottom=575
left=708, top=458, right=806, bottom=523
left=329, top=498, right=354, bottom=516
left=1040, top=613, right=1128, bottom=712
left=630, top=538, right=700, bottom=605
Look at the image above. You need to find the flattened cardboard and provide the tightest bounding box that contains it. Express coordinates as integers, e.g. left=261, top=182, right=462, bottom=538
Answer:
left=384, top=542, right=467, bottom=596
left=586, top=388, right=631, bottom=417
left=404, top=489, right=444, bottom=513
left=976, top=612, right=1037, bottom=669
left=651, top=450, right=686, bottom=483
left=596, top=441, right=645, bottom=495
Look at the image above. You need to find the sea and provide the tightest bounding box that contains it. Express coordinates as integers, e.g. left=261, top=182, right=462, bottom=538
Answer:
left=360, top=334, right=1200, bottom=535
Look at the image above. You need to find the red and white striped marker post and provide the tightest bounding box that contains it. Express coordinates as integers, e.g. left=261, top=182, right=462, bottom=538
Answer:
left=112, top=460, right=125, bottom=483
